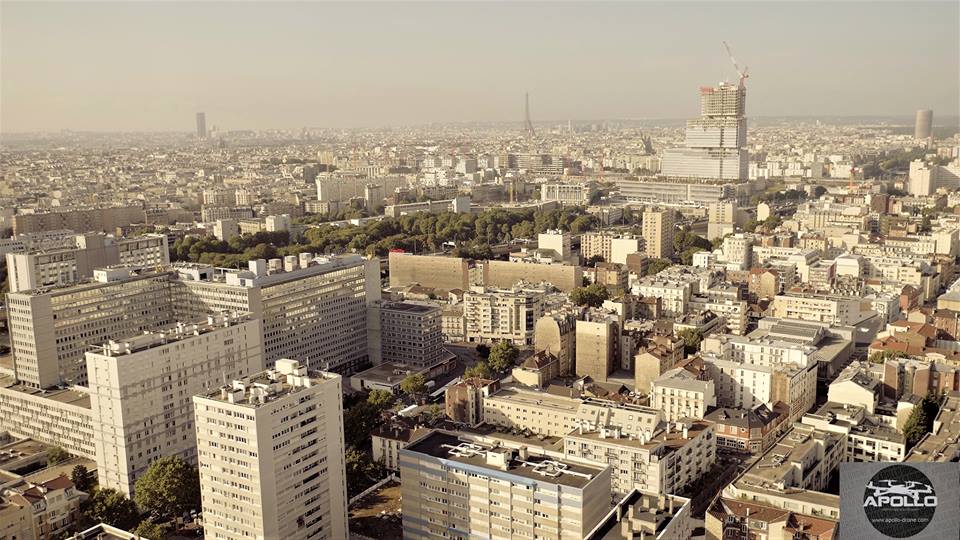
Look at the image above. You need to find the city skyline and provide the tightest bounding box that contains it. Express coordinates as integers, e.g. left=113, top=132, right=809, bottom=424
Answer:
left=2, top=1, right=958, bottom=133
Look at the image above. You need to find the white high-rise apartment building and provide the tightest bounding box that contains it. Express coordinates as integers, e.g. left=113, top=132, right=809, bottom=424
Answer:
left=85, top=313, right=263, bottom=495
left=7, top=254, right=380, bottom=389
left=400, top=430, right=611, bottom=540
left=6, top=233, right=169, bottom=292
left=6, top=269, right=176, bottom=388
left=641, top=208, right=674, bottom=259
left=661, top=83, right=748, bottom=180
left=194, top=359, right=348, bottom=540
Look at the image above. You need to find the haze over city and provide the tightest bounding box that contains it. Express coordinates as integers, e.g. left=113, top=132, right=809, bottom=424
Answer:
left=2, top=2, right=960, bottom=540
left=2, top=1, right=958, bottom=132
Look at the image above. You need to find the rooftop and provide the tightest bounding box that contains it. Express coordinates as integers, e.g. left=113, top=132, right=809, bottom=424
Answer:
left=404, top=431, right=604, bottom=489
left=197, top=359, right=339, bottom=408
left=89, top=312, right=252, bottom=357
left=0, top=375, right=91, bottom=409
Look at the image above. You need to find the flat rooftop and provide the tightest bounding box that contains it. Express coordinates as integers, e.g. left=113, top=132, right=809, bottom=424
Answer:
left=0, top=375, right=91, bottom=409
left=381, top=301, right=439, bottom=314
left=907, top=392, right=960, bottom=462
left=486, top=385, right=581, bottom=413
left=89, top=312, right=253, bottom=357
left=404, top=431, right=604, bottom=489
left=744, top=426, right=842, bottom=487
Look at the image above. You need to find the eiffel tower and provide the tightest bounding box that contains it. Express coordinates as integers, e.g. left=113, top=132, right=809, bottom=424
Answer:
left=523, top=92, right=536, bottom=137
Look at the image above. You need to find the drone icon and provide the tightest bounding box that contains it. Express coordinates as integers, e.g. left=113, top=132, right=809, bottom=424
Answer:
left=865, top=479, right=934, bottom=498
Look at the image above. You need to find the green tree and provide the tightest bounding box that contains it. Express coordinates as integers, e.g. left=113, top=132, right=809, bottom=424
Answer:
left=868, top=350, right=909, bottom=364
left=345, top=448, right=388, bottom=498
left=366, top=389, right=396, bottom=410
left=132, top=520, right=167, bottom=540
left=133, top=456, right=201, bottom=520
left=464, top=361, right=493, bottom=380
left=71, top=464, right=95, bottom=493
left=488, top=342, right=519, bottom=373
left=645, top=258, right=672, bottom=276
left=476, top=344, right=490, bottom=358
left=680, top=247, right=704, bottom=266
left=677, top=329, right=704, bottom=356
left=400, top=373, right=427, bottom=396
left=902, top=393, right=941, bottom=448
left=569, top=283, right=610, bottom=308
left=423, top=404, right=446, bottom=423
left=47, top=446, right=70, bottom=464
left=81, top=488, right=141, bottom=531
left=343, top=401, right=385, bottom=450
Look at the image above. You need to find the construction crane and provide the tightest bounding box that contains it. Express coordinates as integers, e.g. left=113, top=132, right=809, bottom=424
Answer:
left=722, top=41, right=749, bottom=88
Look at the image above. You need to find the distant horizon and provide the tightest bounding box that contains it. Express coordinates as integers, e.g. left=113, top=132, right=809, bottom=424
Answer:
left=2, top=112, right=958, bottom=137
left=2, top=2, right=957, bottom=133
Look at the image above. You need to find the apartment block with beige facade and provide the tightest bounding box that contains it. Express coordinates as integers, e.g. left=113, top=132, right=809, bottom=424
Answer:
left=193, top=360, right=348, bottom=540
left=400, top=430, right=612, bottom=540
left=641, top=208, right=674, bottom=260
left=6, top=269, right=176, bottom=388
left=463, top=286, right=545, bottom=346
left=7, top=254, right=380, bottom=390
left=534, top=309, right=578, bottom=376
left=6, top=233, right=169, bottom=292
left=11, top=206, right=146, bottom=235
left=0, top=380, right=95, bottom=459
left=563, top=419, right=716, bottom=497
left=86, top=312, right=263, bottom=495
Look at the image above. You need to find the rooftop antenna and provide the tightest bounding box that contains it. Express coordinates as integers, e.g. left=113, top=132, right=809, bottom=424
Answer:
left=524, top=92, right=536, bottom=137
left=722, top=41, right=749, bottom=88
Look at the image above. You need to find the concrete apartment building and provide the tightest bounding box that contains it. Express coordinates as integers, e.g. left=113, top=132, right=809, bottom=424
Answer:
left=580, top=232, right=643, bottom=265
left=0, top=381, right=95, bottom=459
left=193, top=360, right=348, bottom=540
left=563, top=419, right=717, bottom=497
left=11, top=206, right=146, bottom=235
left=177, top=255, right=381, bottom=374
left=7, top=254, right=381, bottom=390
left=731, top=423, right=845, bottom=509
left=585, top=489, right=694, bottom=540
left=801, top=402, right=907, bottom=463
left=575, top=313, right=620, bottom=382
left=6, top=233, right=169, bottom=292
left=86, top=313, right=263, bottom=495
left=651, top=359, right=717, bottom=422
left=6, top=269, right=176, bottom=388
left=702, top=352, right=817, bottom=425
left=400, top=431, right=612, bottom=540
left=463, top=286, right=545, bottom=346
left=634, top=333, right=684, bottom=393
left=641, top=208, right=674, bottom=259
left=368, top=300, right=443, bottom=368
left=481, top=386, right=665, bottom=442
left=534, top=309, right=578, bottom=376
left=771, top=293, right=862, bottom=326
left=536, top=230, right=573, bottom=263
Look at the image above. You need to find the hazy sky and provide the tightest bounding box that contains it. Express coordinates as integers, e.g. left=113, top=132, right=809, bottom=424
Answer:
left=2, top=1, right=958, bottom=132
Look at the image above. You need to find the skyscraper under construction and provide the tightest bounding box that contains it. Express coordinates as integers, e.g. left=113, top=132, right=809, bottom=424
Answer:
left=660, top=82, right=749, bottom=181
